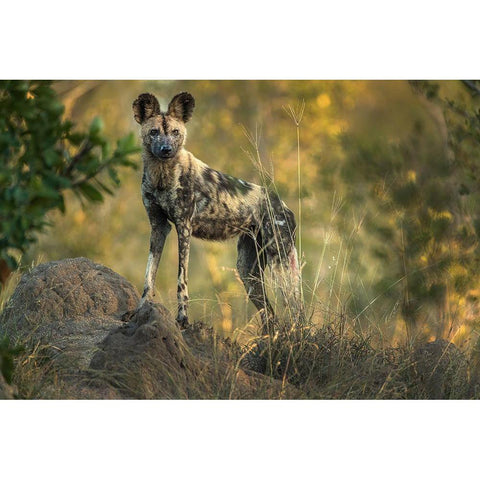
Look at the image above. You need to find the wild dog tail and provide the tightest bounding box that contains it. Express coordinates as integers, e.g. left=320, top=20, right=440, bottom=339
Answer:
left=261, top=192, right=303, bottom=317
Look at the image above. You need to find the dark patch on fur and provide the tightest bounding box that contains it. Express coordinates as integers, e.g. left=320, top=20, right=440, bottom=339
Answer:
left=133, top=93, right=160, bottom=124
left=214, top=171, right=252, bottom=196
left=162, top=114, right=168, bottom=135
left=260, top=192, right=297, bottom=264
left=202, top=168, right=215, bottom=183
left=168, top=92, right=195, bottom=123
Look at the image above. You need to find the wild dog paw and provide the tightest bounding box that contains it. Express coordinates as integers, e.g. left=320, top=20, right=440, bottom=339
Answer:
left=122, top=296, right=152, bottom=322
left=121, top=309, right=136, bottom=322
left=176, top=315, right=190, bottom=330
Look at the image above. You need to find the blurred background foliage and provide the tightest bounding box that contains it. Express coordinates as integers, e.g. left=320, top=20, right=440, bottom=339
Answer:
left=3, top=80, right=480, bottom=345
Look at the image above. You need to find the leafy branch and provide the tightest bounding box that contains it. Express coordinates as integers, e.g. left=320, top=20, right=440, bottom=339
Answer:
left=0, top=80, right=140, bottom=275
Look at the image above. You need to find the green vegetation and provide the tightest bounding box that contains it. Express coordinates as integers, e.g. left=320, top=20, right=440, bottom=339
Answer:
left=0, top=80, right=139, bottom=274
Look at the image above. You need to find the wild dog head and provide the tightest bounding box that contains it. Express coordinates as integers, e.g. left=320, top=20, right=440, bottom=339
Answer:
left=133, top=92, right=195, bottom=159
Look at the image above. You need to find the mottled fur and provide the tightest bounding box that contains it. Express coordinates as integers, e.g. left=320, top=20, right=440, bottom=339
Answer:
left=129, top=92, right=301, bottom=332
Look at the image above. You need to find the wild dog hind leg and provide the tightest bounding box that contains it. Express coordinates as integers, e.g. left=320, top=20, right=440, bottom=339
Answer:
left=237, top=232, right=276, bottom=335
left=175, top=220, right=192, bottom=329
left=263, top=195, right=304, bottom=319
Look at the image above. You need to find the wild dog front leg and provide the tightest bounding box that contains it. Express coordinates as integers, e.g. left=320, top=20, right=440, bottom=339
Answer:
left=139, top=210, right=171, bottom=306
left=122, top=200, right=171, bottom=323
left=175, top=220, right=192, bottom=329
left=122, top=212, right=172, bottom=322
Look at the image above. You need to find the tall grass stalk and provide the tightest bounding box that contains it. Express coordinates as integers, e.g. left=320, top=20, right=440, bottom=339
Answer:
left=283, top=101, right=306, bottom=306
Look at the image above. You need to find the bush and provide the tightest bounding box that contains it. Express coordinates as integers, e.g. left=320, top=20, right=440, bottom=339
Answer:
left=0, top=80, right=140, bottom=273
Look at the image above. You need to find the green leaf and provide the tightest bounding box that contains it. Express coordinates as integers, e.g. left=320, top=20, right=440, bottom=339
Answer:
left=95, top=180, right=114, bottom=196
left=43, top=148, right=59, bottom=167
left=89, top=116, right=103, bottom=136
left=78, top=182, right=104, bottom=203
left=117, top=132, right=141, bottom=155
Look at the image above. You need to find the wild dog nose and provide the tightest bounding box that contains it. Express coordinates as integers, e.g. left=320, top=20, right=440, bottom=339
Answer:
left=160, top=145, right=173, bottom=155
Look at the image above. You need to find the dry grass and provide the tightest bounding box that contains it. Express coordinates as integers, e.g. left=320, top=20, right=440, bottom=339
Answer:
left=5, top=311, right=479, bottom=399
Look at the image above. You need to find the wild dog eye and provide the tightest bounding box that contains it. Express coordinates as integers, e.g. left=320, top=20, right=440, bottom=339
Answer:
left=149, top=129, right=159, bottom=137
left=172, top=129, right=180, bottom=136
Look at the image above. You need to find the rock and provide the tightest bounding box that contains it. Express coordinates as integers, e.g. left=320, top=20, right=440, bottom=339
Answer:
left=0, top=257, right=139, bottom=370
left=89, top=306, right=299, bottom=399
left=89, top=301, right=199, bottom=399
left=413, top=339, right=469, bottom=399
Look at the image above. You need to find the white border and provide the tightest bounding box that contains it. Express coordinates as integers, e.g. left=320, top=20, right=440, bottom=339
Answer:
left=1, top=400, right=479, bottom=479
left=1, top=1, right=479, bottom=79
left=1, top=1, right=479, bottom=477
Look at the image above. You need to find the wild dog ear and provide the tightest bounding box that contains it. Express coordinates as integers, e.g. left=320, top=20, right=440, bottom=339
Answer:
left=132, top=93, right=161, bottom=124
left=167, top=92, right=195, bottom=123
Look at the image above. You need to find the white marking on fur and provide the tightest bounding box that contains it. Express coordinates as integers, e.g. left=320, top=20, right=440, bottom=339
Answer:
left=178, top=266, right=184, bottom=288
left=195, top=197, right=208, bottom=213
left=144, top=252, right=154, bottom=291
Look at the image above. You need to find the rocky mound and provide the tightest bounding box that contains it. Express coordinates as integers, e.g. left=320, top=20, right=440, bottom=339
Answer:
left=89, top=301, right=197, bottom=398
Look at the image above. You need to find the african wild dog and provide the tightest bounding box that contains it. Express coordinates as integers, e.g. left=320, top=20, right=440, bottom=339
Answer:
left=128, top=91, right=301, bottom=333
